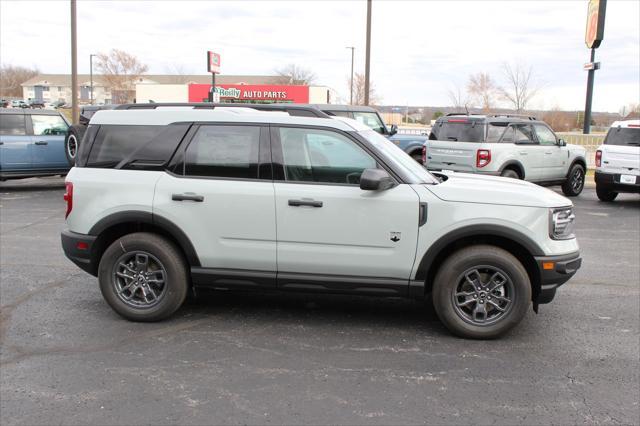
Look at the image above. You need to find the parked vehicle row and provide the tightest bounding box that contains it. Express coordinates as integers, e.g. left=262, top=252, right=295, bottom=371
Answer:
left=61, top=107, right=582, bottom=339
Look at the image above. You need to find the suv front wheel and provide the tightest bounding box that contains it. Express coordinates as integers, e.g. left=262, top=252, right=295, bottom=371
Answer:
left=561, top=164, right=585, bottom=197
left=98, top=232, right=189, bottom=322
left=432, top=245, right=531, bottom=339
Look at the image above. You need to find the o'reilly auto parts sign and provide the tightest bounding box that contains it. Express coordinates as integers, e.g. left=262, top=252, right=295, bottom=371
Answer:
left=189, top=84, right=309, bottom=103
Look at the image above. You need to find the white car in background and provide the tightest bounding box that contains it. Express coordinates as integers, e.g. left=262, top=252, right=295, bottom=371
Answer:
left=594, top=120, right=640, bottom=201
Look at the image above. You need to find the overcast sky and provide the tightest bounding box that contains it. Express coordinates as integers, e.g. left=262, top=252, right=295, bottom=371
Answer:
left=1, top=0, right=638, bottom=112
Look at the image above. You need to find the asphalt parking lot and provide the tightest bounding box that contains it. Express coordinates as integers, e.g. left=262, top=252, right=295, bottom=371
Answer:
left=0, top=177, right=638, bottom=426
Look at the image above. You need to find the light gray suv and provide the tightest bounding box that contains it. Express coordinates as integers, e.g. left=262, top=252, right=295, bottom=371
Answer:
left=423, top=114, right=587, bottom=196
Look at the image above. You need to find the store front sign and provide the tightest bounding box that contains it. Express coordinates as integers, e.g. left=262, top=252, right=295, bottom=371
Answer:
left=189, top=84, right=309, bottom=103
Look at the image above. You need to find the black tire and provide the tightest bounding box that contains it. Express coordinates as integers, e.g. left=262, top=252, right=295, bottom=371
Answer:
left=500, top=168, right=520, bottom=179
left=98, top=232, right=189, bottom=322
left=596, top=185, right=618, bottom=202
left=562, top=164, right=585, bottom=197
left=432, top=245, right=531, bottom=339
left=410, top=151, right=423, bottom=164
left=64, top=128, right=80, bottom=165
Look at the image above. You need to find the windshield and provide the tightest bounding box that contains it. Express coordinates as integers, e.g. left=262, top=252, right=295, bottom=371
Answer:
left=604, top=127, right=640, bottom=146
left=359, top=129, right=438, bottom=184
left=430, top=120, right=485, bottom=142
left=353, top=112, right=386, bottom=134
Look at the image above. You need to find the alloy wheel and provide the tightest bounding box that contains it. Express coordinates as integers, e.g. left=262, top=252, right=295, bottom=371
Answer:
left=112, top=251, right=167, bottom=309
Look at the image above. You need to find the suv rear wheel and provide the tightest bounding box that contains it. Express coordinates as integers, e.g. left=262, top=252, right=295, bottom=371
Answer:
left=500, top=168, right=520, bottom=179
left=432, top=245, right=531, bottom=339
left=562, top=164, right=585, bottom=197
left=596, top=186, right=618, bottom=202
left=98, top=232, right=188, bottom=322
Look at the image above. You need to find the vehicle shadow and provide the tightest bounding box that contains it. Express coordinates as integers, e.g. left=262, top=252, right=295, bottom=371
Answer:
left=181, top=289, right=446, bottom=335
left=0, top=177, right=66, bottom=192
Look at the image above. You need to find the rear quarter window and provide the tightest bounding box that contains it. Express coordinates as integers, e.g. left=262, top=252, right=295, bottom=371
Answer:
left=0, top=114, right=27, bottom=136
left=604, top=127, right=640, bottom=146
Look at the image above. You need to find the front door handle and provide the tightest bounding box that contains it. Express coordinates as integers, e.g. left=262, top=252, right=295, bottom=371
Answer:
left=288, top=199, right=323, bottom=207
left=545, top=151, right=553, bottom=155
left=34, top=141, right=48, bottom=145
left=172, top=193, right=204, bottom=202
left=519, top=151, right=527, bottom=155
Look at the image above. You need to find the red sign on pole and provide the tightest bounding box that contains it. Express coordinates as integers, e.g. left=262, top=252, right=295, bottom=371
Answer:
left=207, top=51, right=221, bottom=74
left=585, top=0, right=607, bottom=49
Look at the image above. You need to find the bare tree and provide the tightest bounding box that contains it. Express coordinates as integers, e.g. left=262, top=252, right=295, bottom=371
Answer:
left=498, top=62, right=539, bottom=113
left=447, top=84, right=469, bottom=110
left=163, top=63, right=192, bottom=84
left=467, top=72, right=497, bottom=112
left=0, top=65, right=39, bottom=97
left=275, top=63, right=316, bottom=85
left=351, top=72, right=381, bottom=106
left=94, top=49, right=148, bottom=102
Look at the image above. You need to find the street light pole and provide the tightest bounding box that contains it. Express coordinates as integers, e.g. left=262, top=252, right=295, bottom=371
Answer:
left=346, top=46, right=355, bottom=105
left=364, top=0, right=372, bottom=106
left=70, top=0, right=78, bottom=124
left=90, top=54, right=96, bottom=105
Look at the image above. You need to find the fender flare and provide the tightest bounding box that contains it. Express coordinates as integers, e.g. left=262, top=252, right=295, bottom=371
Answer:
left=413, top=224, right=544, bottom=282
left=565, top=156, right=587, bottom=177
left=498, top=160, right=526, bottom=178
left=89, top=210, right=201, bottom=267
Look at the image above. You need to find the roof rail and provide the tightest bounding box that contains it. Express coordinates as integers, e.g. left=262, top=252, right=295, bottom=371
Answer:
left=444, top=112, right=484, bottom=117
left=488, top=114, right=537, bottom=120
left=114, top=103, right=331, bottom=118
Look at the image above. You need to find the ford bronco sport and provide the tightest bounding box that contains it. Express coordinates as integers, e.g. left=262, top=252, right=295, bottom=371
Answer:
left=594, top=120, right=640, bottom=201
left=61, top=107, right=582, bottom=339
left=424, top=114, right=587, bottom=196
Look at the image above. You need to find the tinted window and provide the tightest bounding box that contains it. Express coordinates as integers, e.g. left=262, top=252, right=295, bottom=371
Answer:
left=87, top=125, right=165, bottom=167
left=486, top=123, right=508, bottom=143
left=31, top=115, right=68, bottom=136
left=534, top=124, right=557, bottom=145
left=604, top=127, right=640, bottom=146
left=0, top=114, right=26, bottom=136
left=431, top=120, right=485, bottom=142
left=353, top=112, right=385, bottom=134
left=184, top=125, right=260, bottom=179
left=325, top=110, right=352, bottom=118
left=279, top=127, right=376, bottom=184
left=500, top=126, right=516, bottom=143
left=514, top=125, right=536, bottom=144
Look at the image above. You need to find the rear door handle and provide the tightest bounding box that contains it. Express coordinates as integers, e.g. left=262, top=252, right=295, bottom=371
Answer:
left=34, top=141, right=48, bottom=145
left=519, top=151, right=527, bottom=155
left=545, top=151, right=553, bottom=155
left=288, top=199, right=323, bottom=207
left=172, top=193, right=204, bottom=202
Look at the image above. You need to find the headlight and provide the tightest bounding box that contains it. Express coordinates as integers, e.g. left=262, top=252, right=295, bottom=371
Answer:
left=549, top=207, right=576, bottom=240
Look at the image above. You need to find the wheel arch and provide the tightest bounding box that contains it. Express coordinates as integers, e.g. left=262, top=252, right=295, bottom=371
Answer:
left=566, top=157, right=587, bottom=178
left=414, top=225, right=543, bottom=302
left=498, top=160, right=525, bottom=179
left=88, top=211, right=200, bottom=275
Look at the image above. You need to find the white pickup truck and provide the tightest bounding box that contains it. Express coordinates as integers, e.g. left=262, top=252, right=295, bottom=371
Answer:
left=423, top=114, right=588, bottom=197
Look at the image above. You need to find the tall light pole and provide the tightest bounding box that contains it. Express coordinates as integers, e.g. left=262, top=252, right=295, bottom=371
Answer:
left=346, top=47, right=355, bottom=105
left=364, top=0, right=372, bottom=106
left=90, top=54, right=97, bottom=105
left=70, top=0, right=78, bottom=124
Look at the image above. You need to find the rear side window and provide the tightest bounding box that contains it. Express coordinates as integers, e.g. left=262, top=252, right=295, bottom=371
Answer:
left=514, top=125, right=536, bottom=144
left=430, top=120, right=485, bottom=142
left=184, top=125, right=260, bottom=179
left=604, top=127, right=640, bottom=146
left=86, top=124, right=188, bottom=168
left=0, top=114, right=26, bottom=136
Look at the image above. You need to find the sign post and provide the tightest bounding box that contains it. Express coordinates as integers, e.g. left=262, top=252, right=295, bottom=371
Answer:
left=207, top=51, right=221, bottom=103
left=583, top=0, right=607, bottom=134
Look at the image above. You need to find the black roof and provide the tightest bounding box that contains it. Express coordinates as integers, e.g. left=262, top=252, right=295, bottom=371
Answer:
left=114, top=103, right=332, bottom=118
left=439, top=113, right=541, bottom=124
left=0, top=108, right=62, bottom=116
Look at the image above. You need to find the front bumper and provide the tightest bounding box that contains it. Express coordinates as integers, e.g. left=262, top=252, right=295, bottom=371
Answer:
left=61, top=229, right=98, bottom=276
left=534, top=251, right=582, bottom=304
left=595, top=171, right=640, bottom=193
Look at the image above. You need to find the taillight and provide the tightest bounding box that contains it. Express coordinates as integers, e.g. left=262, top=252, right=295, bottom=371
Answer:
left=421, top=145, right=426, bottom=164
left=476, top=149, right=491, bottom=168
left=63, top=182, right=73, bottom=218
left=595, top=150, right=602, bottom=167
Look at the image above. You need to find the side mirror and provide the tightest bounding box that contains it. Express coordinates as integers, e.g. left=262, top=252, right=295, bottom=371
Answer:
left=360, top=169, right=395, bottom=191
left=389, top=124, right=398, bottom=136
left=558, top=138, right=566, bottom=147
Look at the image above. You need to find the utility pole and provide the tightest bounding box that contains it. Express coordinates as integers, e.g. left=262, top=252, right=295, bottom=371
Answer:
left=346, top=46, right=355, bottom=105
left=583, top=48, right=596, bottom=134
left=90, top=54, right=96, bottom=105
left=364, top=0, right=372, bottom=106
left=70, top=0, right=78, bottom=124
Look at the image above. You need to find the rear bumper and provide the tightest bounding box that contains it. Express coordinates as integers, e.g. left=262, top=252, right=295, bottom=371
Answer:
left=61, top=229, right=98, bottom=276
left=534, top=251, right=582, bottom=304
left=595, top=171, right=640, bottom=193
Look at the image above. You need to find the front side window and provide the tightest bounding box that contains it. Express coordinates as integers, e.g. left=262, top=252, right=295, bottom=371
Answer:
left=534, top=124, right=557, bottom=145
left=184, top=125, right=260, bottom=179
left=279, top=127, right=376, bottom=184
left=352, top=112, right=386, bottom=134
left=0, top=114, right=26, bottom=136
left=31, top=115, right=69, bottom=136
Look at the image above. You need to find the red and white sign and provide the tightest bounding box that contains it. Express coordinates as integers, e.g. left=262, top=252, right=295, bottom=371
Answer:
left=189, top=84, right=309, bottom=103
left=207, top=51, right=221, bottom=74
